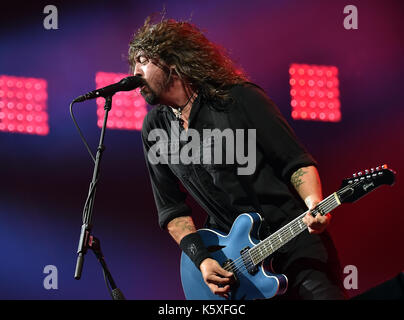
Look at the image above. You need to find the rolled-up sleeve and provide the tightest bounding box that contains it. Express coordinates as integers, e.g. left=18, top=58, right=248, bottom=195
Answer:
left=235, top=84, right=317, bottom=182
left=141, top=112, right=191, bottom=229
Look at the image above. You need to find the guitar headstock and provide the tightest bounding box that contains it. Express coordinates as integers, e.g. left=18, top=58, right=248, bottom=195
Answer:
left=338, top=164, right=396, bottom=203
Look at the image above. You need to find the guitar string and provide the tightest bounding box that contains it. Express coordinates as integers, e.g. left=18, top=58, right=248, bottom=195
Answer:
left=228, top=213, right=324, bottom=277
left=222, top=204, right=330, bottom=274
left=220, top=180, right=362, bottom=275
left=248, top=194, right=338, bottom=261
left=223, top=210, right=315, bottom=274
left=221, top=214, right=311, bottom=274
left=222, top=193, right=338, bottom=273
left=231, top=194, right=344, bottom=274
left=234, top=178, right=360, bottom=272
left=226, top=178, right=370, bottom=275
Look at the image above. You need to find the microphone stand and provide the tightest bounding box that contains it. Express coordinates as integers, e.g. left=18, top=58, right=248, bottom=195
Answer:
left=74, top=95, right=125, bottom=300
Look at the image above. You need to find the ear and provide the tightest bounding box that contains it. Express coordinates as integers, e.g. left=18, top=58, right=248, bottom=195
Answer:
left=169, top=65, right=178, bottom=74
left=169, top=66, right=181, bottom=80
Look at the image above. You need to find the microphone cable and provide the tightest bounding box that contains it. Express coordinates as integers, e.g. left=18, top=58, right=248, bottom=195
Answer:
left=70, top=100, right=117, bottom=299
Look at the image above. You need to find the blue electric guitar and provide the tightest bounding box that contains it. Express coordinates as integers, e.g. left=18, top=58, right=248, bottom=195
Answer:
left=180, top=165, right=396, bottom=300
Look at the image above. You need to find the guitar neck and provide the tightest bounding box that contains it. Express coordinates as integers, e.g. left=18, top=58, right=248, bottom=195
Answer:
left=249, top=192, right=341, bottom=265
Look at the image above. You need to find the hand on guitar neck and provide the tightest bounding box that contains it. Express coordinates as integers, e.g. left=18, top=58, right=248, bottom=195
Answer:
left=290, top=166, right=331, bottom=234
left=302, top=199, right=332, bottom=234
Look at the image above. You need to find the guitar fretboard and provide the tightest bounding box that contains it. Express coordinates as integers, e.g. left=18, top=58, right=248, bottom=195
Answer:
left=249, top=193, right=341, bottom=265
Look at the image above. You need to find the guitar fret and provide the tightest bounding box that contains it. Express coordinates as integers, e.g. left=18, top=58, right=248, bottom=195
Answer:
left=182, top=169, right=396, bottom=299
left=298, top=219, right=303, bottom=229
left=290, top=225, right=294, bottom=235
left=318, top=193, right=339, bottom=215
left=249, top=192, right=345, bottom=266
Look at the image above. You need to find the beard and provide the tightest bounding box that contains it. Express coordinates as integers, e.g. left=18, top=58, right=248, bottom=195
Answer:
left=140, top=71, right=170, bottom=105
left=140, top=84, right=159, bottom=105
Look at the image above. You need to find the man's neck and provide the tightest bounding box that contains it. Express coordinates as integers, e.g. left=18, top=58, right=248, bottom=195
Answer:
left=161, top=79, right=197, bottom=129
left=171, top=92, right=197, bottom=130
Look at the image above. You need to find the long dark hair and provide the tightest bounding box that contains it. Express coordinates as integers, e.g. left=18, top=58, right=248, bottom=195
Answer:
left=128, top=16, right=249, bottom=109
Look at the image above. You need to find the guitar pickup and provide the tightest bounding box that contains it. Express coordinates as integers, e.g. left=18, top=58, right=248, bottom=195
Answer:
left=240, top=247, right=258, bottom=275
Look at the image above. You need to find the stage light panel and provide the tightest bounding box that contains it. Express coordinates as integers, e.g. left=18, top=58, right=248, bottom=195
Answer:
left=289, top=64, right=341, bottom=122
left=0, top=75, right=49, bottom=135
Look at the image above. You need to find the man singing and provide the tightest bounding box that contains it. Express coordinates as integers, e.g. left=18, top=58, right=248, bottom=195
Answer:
left=129, top=16, right=346, bottom=300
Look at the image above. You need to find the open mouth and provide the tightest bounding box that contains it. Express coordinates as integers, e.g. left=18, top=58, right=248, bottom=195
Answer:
left=140, top=85, right=148, bottom=93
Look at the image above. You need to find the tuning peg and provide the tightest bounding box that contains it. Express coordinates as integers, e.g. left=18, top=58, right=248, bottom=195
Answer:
left=365, top=169, right=369, bottom=174
left=371, top=168, right=375, bottom=173
left=358, top=171, right=363, bottom=176
left=353, top=173, right=357, bottom=178
left=376, top=166, right=381, bottom=171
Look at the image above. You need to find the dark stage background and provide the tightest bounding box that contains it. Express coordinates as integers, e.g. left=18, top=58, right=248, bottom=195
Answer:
left=0, top=0, right=403, bottom=299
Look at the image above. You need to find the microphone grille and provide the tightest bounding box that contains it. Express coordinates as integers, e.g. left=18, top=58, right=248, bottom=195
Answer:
left=120, top=76, right=144, bottom=90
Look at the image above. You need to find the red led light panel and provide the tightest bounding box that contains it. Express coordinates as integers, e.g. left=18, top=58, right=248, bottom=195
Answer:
left=0, top=75, right=49, bottom=135
left=289, top=64, right=341, bottom=122
left=95, top=72, right=147, bottom=131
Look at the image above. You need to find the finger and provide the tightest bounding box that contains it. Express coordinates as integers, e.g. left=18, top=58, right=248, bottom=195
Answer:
left=307, top=211, right=316, bottom=220
left=207, top=274, right=232, bottom=284
left=309, top=213, right=327, bottom=225
left=311, top=221, right=324, bottom=230
left=209, top=284, right=230, bottom=295
left=215, top=266, right=233, bottom=278
left=315, top=214, right=331, bottom=225
left=219, top=285, right=231, bottom=292
left=218, top=291, right=230, bottom=299
left=302, top=212, right=314, bottom=225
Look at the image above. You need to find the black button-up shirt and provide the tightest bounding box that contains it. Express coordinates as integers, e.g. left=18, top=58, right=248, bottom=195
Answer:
left=141, top=83, right=316, bottom=239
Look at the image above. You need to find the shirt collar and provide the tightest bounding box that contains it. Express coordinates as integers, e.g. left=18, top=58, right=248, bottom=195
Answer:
left=157, top=92, right=203, bottom=129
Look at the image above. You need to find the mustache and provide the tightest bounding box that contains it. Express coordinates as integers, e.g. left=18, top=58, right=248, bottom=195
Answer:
left=140, top=79, right=149, bottom=89
left=141, top=82, right=154, bottom=95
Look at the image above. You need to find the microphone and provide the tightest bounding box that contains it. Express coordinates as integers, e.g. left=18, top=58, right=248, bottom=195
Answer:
left=73, top=76, right=144, bottom=103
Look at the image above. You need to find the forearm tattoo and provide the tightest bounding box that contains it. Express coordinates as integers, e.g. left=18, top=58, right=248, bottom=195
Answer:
left=174, top=217, right=195, bottom=233
left=291, top=168, right=307, bottom=190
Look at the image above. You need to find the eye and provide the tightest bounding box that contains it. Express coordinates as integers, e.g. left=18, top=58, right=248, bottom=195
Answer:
left=138, top=56, right=149, bottom=65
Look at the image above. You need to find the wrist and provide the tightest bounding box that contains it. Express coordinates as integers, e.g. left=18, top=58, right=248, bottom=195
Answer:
left=304, top=195, right=322, bottom=210
left=179, top=233, right=211, bottom=269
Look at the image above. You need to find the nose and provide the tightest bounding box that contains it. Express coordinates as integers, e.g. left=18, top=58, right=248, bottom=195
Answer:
left=133, top=63, right=143, bottom=77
